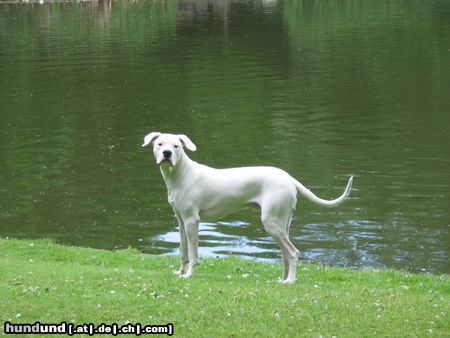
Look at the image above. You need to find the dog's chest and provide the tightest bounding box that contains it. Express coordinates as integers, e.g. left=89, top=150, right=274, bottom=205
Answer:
left=166, top=185, right=197, bottom=213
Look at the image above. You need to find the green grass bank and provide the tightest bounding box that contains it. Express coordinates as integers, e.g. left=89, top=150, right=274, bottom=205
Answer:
left=1, top=238, right=449, bottom=337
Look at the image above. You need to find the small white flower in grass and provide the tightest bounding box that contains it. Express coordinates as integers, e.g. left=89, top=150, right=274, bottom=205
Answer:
left=227, top=275, right=232, bottom=279
left=16, top=314, right=21, bottom=318
left=242, top=273, right=249, bottom=278
left=30, top=243, right=34, bottom=247
left=29, top=259, right=33, bottom=263
left=97, top=304, right=102, bottom=308
left=110, top=290, right=116, bottom=294
left=274, top=312, right=280, bottom=320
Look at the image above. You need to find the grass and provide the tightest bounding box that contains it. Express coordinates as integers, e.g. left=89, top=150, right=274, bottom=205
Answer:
left=1, top=238, right=449, bottom=337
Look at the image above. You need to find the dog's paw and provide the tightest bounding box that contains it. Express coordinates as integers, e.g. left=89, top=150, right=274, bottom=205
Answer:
left=173, top=270, right=185, bottom=276
left=178, top=273, right=192, bottom=279
left=279, top=279, right=296, bottom=285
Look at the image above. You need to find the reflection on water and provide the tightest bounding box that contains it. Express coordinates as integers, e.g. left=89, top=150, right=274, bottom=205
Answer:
left=0, top=0, right=449, bottom=274
left=150, top=218, right=447, bottom=273
left=151, top=222, right=276, bottom=259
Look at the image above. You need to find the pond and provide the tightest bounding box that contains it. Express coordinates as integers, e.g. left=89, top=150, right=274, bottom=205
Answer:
left=0, top=0, right=449, bottom=274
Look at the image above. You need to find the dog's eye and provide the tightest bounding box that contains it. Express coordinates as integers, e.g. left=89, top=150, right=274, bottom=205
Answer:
left=157, top=143, right=163, bottom=146
left=174, top=144, right=179, bottom=148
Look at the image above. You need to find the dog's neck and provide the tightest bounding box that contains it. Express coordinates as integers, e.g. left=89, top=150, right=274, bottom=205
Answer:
left=160, top=152, right=193, bottom=191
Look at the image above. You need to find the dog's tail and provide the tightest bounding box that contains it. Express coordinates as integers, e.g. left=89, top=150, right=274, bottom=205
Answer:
left=295, top=176, right=353, bottom=207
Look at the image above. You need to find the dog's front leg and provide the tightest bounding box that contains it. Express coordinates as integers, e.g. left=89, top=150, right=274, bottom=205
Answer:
left=179, top=218, right=199, bottom=279
left=174, top=214, right=189, bottom=275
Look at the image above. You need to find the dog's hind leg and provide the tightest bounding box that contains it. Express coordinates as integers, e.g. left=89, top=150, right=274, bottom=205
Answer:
left=261, top=197, right=299, bottom=284
left=282, top=210, right=299, bottom=284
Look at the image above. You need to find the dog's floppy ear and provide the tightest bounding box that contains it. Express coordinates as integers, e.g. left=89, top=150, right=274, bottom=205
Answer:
left=142, top=132, right=161, bottom=148
left=177, top=134, right=197, bottom=152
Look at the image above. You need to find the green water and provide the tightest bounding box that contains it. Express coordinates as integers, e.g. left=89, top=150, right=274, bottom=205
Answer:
left=1, top=0, right=449, bottom=273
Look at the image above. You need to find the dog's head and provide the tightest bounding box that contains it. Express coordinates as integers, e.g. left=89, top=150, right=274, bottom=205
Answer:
left=142, top=132, right=197, bottom=167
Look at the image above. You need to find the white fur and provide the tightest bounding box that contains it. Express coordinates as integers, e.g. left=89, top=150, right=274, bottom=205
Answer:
left=143, top=132, right=353, bottom=284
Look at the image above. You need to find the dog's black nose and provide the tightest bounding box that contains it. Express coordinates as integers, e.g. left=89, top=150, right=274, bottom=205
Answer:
left=163, top=150, right=172, bottom=158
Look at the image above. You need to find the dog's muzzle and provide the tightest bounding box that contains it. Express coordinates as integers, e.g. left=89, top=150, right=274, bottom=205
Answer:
left=157, top=150, right=174, bottom=166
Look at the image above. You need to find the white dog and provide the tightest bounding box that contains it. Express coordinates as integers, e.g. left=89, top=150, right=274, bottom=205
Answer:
left=142, top=132, right=353, bottom=284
